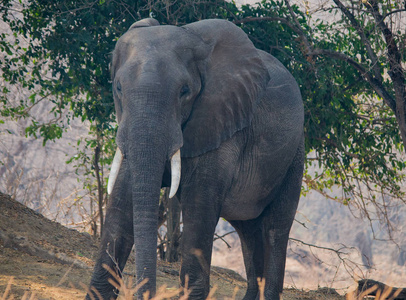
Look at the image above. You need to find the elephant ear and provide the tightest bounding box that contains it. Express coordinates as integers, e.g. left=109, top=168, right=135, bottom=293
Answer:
left=181, top=19, right=270, bottom=158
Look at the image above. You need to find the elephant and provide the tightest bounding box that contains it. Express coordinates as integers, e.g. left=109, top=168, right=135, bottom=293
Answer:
left=86, top=18, right=304, bottom=300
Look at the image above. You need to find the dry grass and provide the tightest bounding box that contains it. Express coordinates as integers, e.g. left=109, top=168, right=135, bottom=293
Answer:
left=345, top=283, right=403, bottom=300
left=81, top=264, right=242, bottom=300
left=1, top=266, right=240, bottom=300
left=2, top=272, right=404, bottom=300
left=1, top=277, right=36, bottom=300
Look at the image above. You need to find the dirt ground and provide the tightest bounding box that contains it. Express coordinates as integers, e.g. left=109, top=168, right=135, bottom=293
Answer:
left=0, top=192, right=345, bottom=299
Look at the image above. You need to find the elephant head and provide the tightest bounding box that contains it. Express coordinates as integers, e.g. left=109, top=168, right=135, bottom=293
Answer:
left=107, top=18, right=270, bottom=297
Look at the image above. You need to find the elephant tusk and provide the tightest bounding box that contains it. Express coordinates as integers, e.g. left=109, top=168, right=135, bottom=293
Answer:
left=107, top=148, right=123, bottom=195
left=169, top=149, right=181, bottom=198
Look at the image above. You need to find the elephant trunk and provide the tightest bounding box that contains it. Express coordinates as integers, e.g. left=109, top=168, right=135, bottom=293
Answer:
left=110, top=91, right=182, bottom=298
left=127, top=135, right=165, bottom=298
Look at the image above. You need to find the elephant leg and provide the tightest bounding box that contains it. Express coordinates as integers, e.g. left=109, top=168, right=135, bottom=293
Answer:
left=262, top=141, right=304, bottom=300
left=86, top=160, right=134, bottom=300
left=229, top=219, right=264, bottom=300
left=180, top=196, right=221, bottom=299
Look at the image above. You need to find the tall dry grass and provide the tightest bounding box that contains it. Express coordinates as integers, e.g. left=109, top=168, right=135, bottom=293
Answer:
left=2, top=272, right=404, bottom=300
left=345, top=282, right=403, bottom=300
left=1, top=277, right=36, bottom=300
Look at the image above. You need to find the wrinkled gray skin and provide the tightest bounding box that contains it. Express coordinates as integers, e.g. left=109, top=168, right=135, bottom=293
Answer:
left=86, top=18, right=304, bottom=300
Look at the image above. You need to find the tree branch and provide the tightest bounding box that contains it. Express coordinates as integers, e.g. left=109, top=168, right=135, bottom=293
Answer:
left=383, top=8, right=406, bottom=20
left=283, top=0, right=397, bottom=113
left=366, top=0, right=406, bottom=152
left=289, top=237, right=350, bottom=254
left=284, top=0, right=313, bottom=54
left=94, top=134, right=104, bottom=236
left=309, top=48, right=397, bottom=112
left=213, top=231, right=236, bottom=249
left=332, top=0, right=383, bottom=82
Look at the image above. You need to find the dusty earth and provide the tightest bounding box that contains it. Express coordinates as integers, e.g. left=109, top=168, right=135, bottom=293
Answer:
left=0, top=192, right=345, bottom=300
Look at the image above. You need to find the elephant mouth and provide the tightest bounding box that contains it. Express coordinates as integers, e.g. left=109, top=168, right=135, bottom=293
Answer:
left=107, top=148, right=181, bottom=199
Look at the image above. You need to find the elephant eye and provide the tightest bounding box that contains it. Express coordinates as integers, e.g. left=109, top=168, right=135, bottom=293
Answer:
left=116, top=81, right=122, bottom=94
left=180, top=84, right=190, bottom=98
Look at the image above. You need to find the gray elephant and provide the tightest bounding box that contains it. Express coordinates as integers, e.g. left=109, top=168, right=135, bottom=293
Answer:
left=86, top=18, right=304, bottom=300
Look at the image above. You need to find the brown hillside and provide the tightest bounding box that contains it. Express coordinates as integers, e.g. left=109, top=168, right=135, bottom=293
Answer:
left=0, top=192, right=345, bottom=299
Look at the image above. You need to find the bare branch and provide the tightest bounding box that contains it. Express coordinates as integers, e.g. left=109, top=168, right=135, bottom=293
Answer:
left=383, top=8, right=406, bottom=20
left=213, top=231, right=236, bottom=249
left=303, top=175, right=345, bottom=203
left=290, top=237, right=350, bottom=254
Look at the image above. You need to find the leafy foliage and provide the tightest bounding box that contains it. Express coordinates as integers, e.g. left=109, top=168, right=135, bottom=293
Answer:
left=289, top=0, right=406, bottom=226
